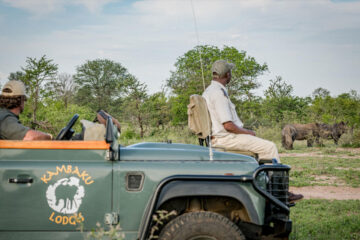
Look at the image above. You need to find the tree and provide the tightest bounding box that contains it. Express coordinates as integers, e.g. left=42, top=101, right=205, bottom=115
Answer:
left=312, top=87, right=330, bottom=99
left=263, top=76, right=310, bottom=124
left=235, top=97, right=264, bottom=129
left=73, top=59, right=131, bottom=112
left=144, top=92, right=171, bottom=128
left=46, top=73, right=75, bottom=108
left=264, top=76, right=293, bottom=99
left=21, top=55, right=58, bottom=126
left=122, top=77, right=148, bottom=138
left=8, top=71, right=25, bottom=81
left=310, top=91, right=360, bottom=127
left=166, top=45, right=268, bottom=125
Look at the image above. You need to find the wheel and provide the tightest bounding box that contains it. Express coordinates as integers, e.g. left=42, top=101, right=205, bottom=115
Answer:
left=158, top=212, right=245, bottom=240
left=55, top=114, right=79, bottom=140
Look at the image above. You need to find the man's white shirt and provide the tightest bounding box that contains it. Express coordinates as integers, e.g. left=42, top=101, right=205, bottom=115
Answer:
left=202, top=80, right=243, bottom=137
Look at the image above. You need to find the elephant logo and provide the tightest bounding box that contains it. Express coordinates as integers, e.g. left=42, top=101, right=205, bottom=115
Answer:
left=46, top=177, right=85, bottom=214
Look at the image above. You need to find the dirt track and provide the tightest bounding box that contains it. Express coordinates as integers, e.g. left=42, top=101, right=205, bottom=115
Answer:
left=289, top=186, right=360, bottom=200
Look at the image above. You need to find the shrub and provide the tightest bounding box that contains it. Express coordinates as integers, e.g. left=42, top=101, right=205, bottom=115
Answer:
left=120, top=128, right=138, bottom=140
left=339, top=128, right=360, bottom=147
left=255, top=125, right=282, bottom=143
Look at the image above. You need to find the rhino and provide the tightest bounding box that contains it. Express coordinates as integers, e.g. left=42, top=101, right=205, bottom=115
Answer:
left=281, top=122, right=346, bottom=150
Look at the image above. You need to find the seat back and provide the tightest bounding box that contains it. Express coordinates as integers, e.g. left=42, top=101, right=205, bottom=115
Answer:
left=187, top=94, right=211, bottom=140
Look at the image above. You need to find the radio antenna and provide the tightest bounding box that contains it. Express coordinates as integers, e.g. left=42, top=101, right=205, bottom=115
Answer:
left=190, top=0, right=213, bottom=161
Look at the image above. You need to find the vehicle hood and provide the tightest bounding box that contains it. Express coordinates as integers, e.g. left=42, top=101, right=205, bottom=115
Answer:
left=119, top=142, right=256, bottom=162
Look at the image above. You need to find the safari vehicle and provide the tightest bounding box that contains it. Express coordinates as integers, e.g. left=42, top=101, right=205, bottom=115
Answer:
left=0, top=114, right=292, bottom=240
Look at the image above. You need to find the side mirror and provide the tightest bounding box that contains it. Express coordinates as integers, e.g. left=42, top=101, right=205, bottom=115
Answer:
left=105, top=117, right=118, bottom=161
left=105, top=117, right=114, bottom=144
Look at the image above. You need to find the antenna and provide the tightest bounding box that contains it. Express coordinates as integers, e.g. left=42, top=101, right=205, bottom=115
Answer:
left=190, top=0, right=213, bottom=161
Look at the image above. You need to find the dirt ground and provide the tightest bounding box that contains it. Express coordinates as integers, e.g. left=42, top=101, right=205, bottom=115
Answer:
left=289, top=186, right=360, bottom=200
left=281, top=149, right=360, bottom=200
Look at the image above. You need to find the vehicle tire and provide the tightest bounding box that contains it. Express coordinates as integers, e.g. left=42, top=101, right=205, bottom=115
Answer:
left=158, top=211, right=245, bottom=240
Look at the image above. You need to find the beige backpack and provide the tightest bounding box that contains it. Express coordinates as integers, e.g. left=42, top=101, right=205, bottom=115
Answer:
left=187, top=94, right=211, bottom=139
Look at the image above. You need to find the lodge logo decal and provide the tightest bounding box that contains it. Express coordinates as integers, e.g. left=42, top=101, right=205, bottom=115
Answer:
left=46, top=177, right=84, bottom=214
left=41, top=165, right=94, bottom=225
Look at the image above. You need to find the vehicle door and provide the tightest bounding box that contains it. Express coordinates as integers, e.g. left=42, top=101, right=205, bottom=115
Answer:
left=0, top=140, right=112, bottom=232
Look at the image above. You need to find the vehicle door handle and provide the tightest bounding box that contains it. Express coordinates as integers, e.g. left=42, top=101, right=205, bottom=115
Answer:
left=9, top=177, right=34, bottom=184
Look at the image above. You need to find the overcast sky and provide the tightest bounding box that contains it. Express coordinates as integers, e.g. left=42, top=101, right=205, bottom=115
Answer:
left=0, top=0, right=359, bottom=97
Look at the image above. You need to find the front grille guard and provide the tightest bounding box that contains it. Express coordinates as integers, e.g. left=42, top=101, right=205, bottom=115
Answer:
left=252, top=164, right=291, bottom=214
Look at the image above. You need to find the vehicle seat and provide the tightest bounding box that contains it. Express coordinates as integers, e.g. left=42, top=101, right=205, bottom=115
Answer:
left=80, top=120, right=106, bottom=141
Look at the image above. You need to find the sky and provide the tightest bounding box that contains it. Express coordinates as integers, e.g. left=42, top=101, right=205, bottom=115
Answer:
left=0, top=0, right=359, bottom=97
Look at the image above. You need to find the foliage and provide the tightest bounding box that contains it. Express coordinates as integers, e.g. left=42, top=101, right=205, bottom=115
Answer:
left=310, top=90, right=360, bottom=128
left=121, top=77, right=148, bottom=138
left=8, top=71, right=26, bottom=82
left=73, top=59, right=132, bottom=113
left=120, top=127, right=139, bottom=141
left=339, top=129, right=360, bottom=148
left=255, top=125, right=282, bottom=143
left=144, top=92, right=171, bottom=128
left=262, top=76, right=311, bottom=125
left=233, top=96, right=263, bottom=129
left=168, top=95, right=189, bottom=125
left=149, top=210, right=177, bottom=240
left=312, top=87, right=330, bottom=99
left=46, top=73, right=76, bottom=108
left=21, top=55, right=58, bottom=126
left=20, top=98, right=94, bottom=136
left=86, top=222, right=124, bottom=240
left=77, top=220, right=124, bottom=240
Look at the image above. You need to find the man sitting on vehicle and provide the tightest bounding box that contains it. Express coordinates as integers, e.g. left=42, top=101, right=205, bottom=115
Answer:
left=202, top=60, right=303, bottom=203
left=0, top=80, right=52, bottom=140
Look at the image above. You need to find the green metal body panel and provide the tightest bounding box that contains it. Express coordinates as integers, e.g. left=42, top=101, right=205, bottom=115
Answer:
left=0, top=142, right=266, bottom=240
left=0, top=148, right=112, bottom=235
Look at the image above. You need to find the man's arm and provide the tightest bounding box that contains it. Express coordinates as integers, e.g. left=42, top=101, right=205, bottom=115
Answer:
left=23, top=129, right=52, bottom=140
left=223, top=121, right=256, bottom=136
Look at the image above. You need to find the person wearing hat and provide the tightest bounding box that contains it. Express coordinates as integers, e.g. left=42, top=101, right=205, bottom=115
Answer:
left=202, top=60, right=303, bottom=203
left=0, top=80, right=52, bottom=140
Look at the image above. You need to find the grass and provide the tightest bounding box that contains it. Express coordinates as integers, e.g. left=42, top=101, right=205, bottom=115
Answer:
left=281, top=156, right=360, bottom=187
left=290, top=199, right=360, bottom=240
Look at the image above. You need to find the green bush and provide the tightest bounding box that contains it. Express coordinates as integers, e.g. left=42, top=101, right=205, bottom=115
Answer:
left=339, top=129, right=360, bottom=148
left=120, top=128, right=138, bottom=140
left=255, top=125, right=282, bottom=143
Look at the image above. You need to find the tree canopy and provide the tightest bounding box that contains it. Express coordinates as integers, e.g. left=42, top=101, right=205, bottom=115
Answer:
left=21, top=55, right=58, bottom=126
left=74, top=59, right=132, bottom=112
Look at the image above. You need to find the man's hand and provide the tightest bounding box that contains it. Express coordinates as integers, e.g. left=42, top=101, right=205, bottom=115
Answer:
left=23, top=130, right=52, bottom=140
left=223, top=121, right=256, bottom=136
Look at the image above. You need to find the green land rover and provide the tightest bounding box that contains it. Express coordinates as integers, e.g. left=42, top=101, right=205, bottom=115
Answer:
left=0, top=114, right=292, bottom=240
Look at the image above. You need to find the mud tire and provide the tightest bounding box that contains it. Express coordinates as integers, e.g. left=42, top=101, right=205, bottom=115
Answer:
left=158, top=211, right=245, bottom=240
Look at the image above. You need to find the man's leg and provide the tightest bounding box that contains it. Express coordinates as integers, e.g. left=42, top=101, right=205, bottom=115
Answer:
left=212, top=133, right=280, bottom=162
